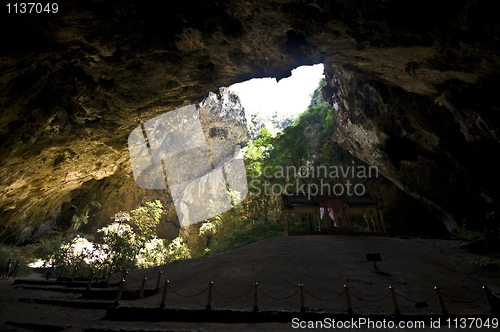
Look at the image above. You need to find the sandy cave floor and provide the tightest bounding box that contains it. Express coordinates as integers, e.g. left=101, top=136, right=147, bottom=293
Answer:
left=0, top=235, right=499, bottom=331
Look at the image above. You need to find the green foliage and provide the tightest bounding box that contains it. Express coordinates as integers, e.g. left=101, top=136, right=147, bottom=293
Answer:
left=453, top=226, right=485, bottom=241
left=272, top=122, right=312, bottom=169
left=136, top=238, right=169, bottom=269
left=199, top=189, right=244, bottom=247
left=129, top=200, right=163, bottom=243
left=96, top=222, right=139, bottom=272
left=28, top=233, right=65, bottom=263
left=308, top=78, right=328, bottom=107
left=168, top=237, right=191, bottom=262
left=434, top=96, right=443, bottom=107
left=70, top=194, right=101, bottom=231
left=471, top=254, right=500, bottom=268
left=199, top=199, right=224, bottom=237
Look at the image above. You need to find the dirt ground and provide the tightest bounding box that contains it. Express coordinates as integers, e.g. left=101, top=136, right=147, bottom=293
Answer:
left=0, top=235, right=499, bottom=331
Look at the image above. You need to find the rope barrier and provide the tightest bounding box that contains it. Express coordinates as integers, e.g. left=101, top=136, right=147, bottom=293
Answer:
left=71, top=275, right=494, bottom=315
left=303, top=288, right=344, bottom=301
left=259, top=288, right=299, bottom=300
left=59, top=268, right=493, bottom=314
left=125, top=275, right=141, bottom=281
left=147, top=274, right=159, bottom=281
left=122, top=286, right=138, bottom=295
left=441, top=292, right=485, bottom=303
left=168, top=285, right=208, bottom=298
left=350, top=291, right=391, bottom=303
left=396, top=292, right=436, bottom=303
left=213, top=286, right=253, bottom=299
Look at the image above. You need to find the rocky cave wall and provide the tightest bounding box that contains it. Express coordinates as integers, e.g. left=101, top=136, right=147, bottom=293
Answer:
left=325, top=64, right=500, bottom=231
left=0, top=0, right=499, bottom=244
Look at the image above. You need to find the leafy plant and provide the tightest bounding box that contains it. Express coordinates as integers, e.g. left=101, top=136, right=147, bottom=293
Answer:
left=434, top=96, right=443, bottom=107
left=471, top=254, right=500, bottom=268
left=453, top=226, right=485, bottom=241
left=136, top=238, right=169, bottom=269
left=70, top=194, right=101, bottom=231
left=168, top=237, right=191, bottom=262
left=96, top=222, right=139, bottom=272
left=129, top=200, right=164, bottom=243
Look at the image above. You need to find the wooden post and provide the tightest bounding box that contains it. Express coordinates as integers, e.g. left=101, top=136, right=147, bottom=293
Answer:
left=483, top=285, right=494, bottom=312
left=156, top=271, right=162, bottom=290
left=434, top=285, right=447, bottom=314
left=371, top=210, right=379, bottom=232
left=364, top=214, right=371, bottom=232
left=114, top=279, right=125, bottom=306
left=299, top=283, right=305, bottom=313
left=206, top=280, right=213, bottom=311
left=284, top=214, right=289, bottom=236
left=344, top=284, right=353, bottom=314
left=160, top=280, right=169, bottom=308
left=389, top=285, right=400, bottom=315
left=71, top=267, right=78, bottom=282
left=96, top=269, right=102, bottom=282
left=253, top=282, right=259, bottom=312
left=86, top=270, right=94, bottom=290
left=58, top=265, right=66, bottom=279
left=140, top=276, right=147, bottom=298
left=483, top=285, right=493, bottom=311
left=107, top=270, right=112, bottom=287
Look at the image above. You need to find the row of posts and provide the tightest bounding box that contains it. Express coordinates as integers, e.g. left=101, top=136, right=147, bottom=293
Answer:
left=112, top=277, right=495, bottom=315
left=62, top=266, right=165, bottom=292
left=67, top=266, right=116, bottom=289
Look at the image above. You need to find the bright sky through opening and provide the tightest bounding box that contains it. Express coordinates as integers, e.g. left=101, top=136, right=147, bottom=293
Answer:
left=229, top=63, right=324, bottom=117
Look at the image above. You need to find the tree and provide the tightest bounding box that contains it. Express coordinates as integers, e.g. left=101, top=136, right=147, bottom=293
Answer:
left=128, top=200, right=164, bottom=243
left=96, top=222, right=138, bottom=272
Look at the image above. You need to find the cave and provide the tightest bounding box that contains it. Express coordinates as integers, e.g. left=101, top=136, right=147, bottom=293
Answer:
left=2, top=0, right=499, bottom=245
left=1, top=0, right=500, bottom=326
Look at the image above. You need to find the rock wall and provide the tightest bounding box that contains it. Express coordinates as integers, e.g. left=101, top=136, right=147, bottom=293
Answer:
left=1, top=0, right=499, bottom=242
left=325, top=65, right=499, bottom=231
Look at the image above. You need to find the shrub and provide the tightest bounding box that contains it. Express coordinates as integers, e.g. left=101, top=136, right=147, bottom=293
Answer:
left=168, top=237, right=191, bottom=262
left=136, top=238, right=169, bottom=269
left=471, top=254, right=500, bottom=268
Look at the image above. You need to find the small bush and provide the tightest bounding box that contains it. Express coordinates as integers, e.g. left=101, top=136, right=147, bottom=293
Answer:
left=453, top=226, right=485, bottom=241
left=471, top=254, right=500, bottom=268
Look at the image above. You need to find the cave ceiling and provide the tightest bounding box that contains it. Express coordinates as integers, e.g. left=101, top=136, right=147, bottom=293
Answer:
left=0, top=0, right=499, bottom=243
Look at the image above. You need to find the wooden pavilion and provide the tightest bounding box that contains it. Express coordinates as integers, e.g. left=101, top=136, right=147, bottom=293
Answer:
left=281, top=193, right=388, bottom=237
